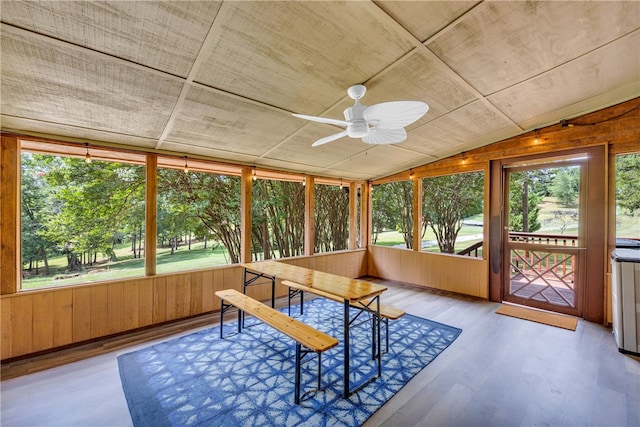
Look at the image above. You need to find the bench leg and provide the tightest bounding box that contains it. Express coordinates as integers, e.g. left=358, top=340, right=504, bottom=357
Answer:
left=366, top=297, right=383, bottom=374
left=371, top=316, right=390, bottom=359
left=219, top=300, right=243, bottom=339
left=294, top=346, right=324, bottom=405
left=288, top=288, right=304, bottom=317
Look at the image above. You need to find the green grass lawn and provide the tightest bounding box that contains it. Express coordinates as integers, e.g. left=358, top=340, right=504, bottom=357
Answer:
left=616, top=210, right=640, bottom=238
left=21, top=240, right=231, bottom=289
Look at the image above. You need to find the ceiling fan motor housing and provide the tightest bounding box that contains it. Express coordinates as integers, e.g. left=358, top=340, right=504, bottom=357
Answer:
left=347, top=120, right=368, bottom=138
left=344, top=99, right=368, bottom=138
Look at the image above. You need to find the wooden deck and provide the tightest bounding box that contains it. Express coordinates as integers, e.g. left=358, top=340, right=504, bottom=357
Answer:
left=510, top=276, right=576, bottom=308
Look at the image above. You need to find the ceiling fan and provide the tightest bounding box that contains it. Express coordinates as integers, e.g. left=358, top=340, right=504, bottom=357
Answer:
left=292, top=84, right=428, bottom=147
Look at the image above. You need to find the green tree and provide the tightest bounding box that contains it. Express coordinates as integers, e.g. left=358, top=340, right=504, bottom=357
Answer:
left=616, top=153, right=640, bottom=216
left=372, top=181, right=413, bottom=248
left=422, top=171, right=484, bottom=253
left=252, top=180, right=304, bottom=260
left=21, top=154, right=58, bottom=275
left=509, top=170, right=545, bottom=233
left=157, top=169, right=242, bottom=263
left=41, top=157, right=145, bottom=271
left=550, top=166, right=580, bottom=207
left=156, top=192, right=190, bottom=255
left=314, top=184, right=349, bottom=252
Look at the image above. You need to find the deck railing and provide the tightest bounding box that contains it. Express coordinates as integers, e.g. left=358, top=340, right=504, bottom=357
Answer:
left=457, top=241, right=483, bottom=257
left=508, top=231, right=578, bottom=247
left=507, top=232, right=580, bottom=307
left=508, top=231, right=578, bottom=276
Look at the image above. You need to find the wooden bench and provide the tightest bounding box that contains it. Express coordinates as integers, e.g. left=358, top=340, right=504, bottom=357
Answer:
left=215, top=289, right=338, bottom=404
left=282, top=280, right=405, bottom=354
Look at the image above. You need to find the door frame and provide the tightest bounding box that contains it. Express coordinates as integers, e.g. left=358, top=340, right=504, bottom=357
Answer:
left=489, top=146, right=607, bottom=322
left=501, top=160, right=586, bottom=317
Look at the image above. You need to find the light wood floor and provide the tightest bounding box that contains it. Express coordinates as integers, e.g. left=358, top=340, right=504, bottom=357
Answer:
left=2, top=279, right=639, bottom=427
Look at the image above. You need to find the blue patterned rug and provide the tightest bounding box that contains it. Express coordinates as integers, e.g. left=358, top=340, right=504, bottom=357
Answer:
left=118, top=298, right=461, bottom=427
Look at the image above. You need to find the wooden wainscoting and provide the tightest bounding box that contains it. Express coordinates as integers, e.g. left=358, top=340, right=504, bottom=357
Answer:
left=279, top=249, right=368, bottom=278
left=1, top=250, right=367, bottom=361
left=367, top=246, right=488, bottom=298
left=254, top=249, right=369, bottom=295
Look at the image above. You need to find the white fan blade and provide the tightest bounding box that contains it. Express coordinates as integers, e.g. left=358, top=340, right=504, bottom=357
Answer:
left=363, top=101, right=428, bottom=129
left=312, top=130, right=349, bottom=147
left=362, top=128, right=407, bottom=145
left=292, top=113, right=349, bottom=127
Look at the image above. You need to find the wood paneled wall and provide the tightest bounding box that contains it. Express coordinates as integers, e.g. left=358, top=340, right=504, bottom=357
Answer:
left=367, top=246, right=489, bottom=298
left=1, top=250, right=367, bottom=360
left=1, top=269, right=232, bottom=360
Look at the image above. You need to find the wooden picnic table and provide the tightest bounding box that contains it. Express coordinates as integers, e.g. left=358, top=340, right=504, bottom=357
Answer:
left=241, top=260, right=387, bottom=398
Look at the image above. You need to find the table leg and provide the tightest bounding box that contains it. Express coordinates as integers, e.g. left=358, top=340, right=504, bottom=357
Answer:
left=270, top=275, right=275, bottom=308
left=219, top=302, right=224, bottom=339
left=375, top=296, right=381, bottom=377
left=343, top=299, right=350, bottom=398
left=300, top=289, right=304, bottom=314
left=241, top=268, right=276, bottom=327
left=295, top=343, right=301, bottom=405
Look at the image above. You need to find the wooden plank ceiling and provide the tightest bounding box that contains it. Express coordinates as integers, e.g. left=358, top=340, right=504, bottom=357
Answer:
left=1, top=1, right=638, bottom=180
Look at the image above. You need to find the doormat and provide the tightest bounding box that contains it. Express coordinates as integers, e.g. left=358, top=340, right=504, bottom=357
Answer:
left=496, top=304, right=578, bottom=331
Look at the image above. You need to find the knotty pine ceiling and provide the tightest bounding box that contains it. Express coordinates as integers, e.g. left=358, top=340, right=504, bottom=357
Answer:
left=1, top=1, right=638, bottom=180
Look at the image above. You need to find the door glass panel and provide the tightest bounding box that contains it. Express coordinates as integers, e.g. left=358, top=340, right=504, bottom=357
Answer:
left=505, top=165, right=582, bottom=315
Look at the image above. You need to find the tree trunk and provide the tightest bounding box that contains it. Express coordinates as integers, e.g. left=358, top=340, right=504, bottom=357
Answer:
left=262, top=221, right=271, bottom=260
left=522, top=180, right=529, bottom=232
left=68, top=252, right=81, bottom=271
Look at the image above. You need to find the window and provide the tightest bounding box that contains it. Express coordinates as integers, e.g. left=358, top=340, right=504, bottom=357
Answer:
left=371, top=181, right=413, bottom=248
left=421, top=171, right=484, bottom=255
left=251, top=178, right=305, bottom=260
left=156, top=166, right=241, bottom=273
left=615, top=152, right=640, bottom=244
left=314, top=183, right=349, bottom=253
left=21, top=151, right=145, bottom=289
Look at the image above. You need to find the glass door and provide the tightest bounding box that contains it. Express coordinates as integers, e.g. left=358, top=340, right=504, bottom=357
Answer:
left=503, top=160, right=585, bottom=317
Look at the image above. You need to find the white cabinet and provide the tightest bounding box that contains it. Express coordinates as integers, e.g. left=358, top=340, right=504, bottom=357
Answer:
left=611, top=249, right=640, bottom=355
